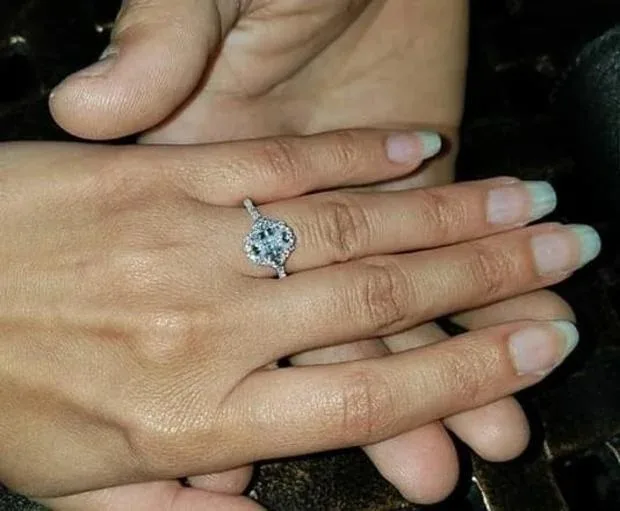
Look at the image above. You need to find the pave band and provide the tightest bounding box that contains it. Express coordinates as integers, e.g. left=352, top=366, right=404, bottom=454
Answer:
left=243, top=199, right=297, bottom=278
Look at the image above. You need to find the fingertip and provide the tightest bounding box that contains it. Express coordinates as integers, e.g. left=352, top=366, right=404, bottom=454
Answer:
left=364, top=425, right=459, bottom=505
left=445, top=398, right=531, bottom=463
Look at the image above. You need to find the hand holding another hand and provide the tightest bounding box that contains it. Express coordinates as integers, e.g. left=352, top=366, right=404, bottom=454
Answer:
left=0, top=130, right=599, bottom=509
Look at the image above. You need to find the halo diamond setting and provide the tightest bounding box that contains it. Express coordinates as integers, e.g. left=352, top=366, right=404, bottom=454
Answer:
left=243, top=199, right=297, bottom=278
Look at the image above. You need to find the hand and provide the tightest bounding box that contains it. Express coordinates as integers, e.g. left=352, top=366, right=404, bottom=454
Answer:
left=48, top=0, right=576, bottom=505
left=50, top=1, right=466, bottom=148
left=0, top=131, right=599, bottom=509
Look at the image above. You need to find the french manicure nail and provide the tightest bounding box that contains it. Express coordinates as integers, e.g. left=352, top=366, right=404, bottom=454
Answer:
left=386, top=131, right=442, bottom=165
left=525, top=181, right=557, bottom=221
left=418, top=131, right=443, bottom=159
left=531, top=224, right=601, bottom=275
left=509, top=320, right=579, bottom=375
left=487, top=181, right=557, bottom=225
left=570, top=224, right=602, bottom=266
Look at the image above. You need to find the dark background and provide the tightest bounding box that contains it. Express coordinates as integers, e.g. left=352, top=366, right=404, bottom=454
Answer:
left=1, top=1, right=620, bottom=509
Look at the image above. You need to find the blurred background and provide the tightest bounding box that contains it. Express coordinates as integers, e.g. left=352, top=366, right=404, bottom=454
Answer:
left=1, top=1, right=620, bottom=509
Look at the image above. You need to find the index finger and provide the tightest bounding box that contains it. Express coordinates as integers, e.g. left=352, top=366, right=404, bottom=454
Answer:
left=147, top=129, right=442, bottom=205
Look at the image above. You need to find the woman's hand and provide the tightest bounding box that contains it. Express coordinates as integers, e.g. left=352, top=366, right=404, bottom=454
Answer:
left=46, top=1, right=583, bottom=505
left=0, top=130, right=599, bottom=506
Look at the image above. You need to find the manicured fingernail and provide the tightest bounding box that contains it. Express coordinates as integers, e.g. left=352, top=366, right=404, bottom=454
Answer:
left=531, top=224, right=601, bottom=275
left=571, top=224, right=603, bottom=266
left=386, top=131, right=442, bottom=165
left=487, top=181, right=557, bottom=225
left=418, top=132, right=443, bottom=159
left=509, top=320, right=579, bottom=375
left=526, top=181, right=557, bottom=221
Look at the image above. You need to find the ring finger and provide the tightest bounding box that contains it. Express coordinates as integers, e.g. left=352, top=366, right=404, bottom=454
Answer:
left=232, top=177, right=557, bottom=277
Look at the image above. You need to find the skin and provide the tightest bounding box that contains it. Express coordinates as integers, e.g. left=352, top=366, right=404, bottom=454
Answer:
left=47, top=0, right=577, bottom=507
left=0, top=131, right=592, bottom=511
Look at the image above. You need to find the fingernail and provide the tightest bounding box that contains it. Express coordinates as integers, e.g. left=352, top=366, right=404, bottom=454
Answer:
left=509, top=320, right=579, bottom=375
left=487, top=181, right=557, bottom=225
left=571, top=224, right=603, bottom=266
left=74, top=47, right=118, bottom=78
left=418, top=132, right=443, bottom=159
left=99, top=45, right=117, bottom=61
left=526, top=181, right=557, bottom=222
left=386, top=131, right=442, bottom=165
left=531, top=224, right=601, bottom=275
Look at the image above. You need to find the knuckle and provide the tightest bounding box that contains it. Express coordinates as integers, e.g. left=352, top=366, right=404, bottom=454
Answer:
left=258, top=138, right=304, bottom=188
left=135, top=311, right=200, bottom=367
left=452, top=370, right=485, bottom=409
left=354, top=259, right=409, bottom=332
left=336, top=369, right=396, bottom=444
left=440, top=346, right=495, bottom=408
left=415, top=189, right=463, bottom=242
left=466, top=242, right=515, bottom=299
left=327, top=130, right=362, bottom=175
left=318, top=194, right=371, bottom=260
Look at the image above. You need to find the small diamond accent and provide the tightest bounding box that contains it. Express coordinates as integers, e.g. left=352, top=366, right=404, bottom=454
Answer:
left=243, top=200, right=296, bottom=278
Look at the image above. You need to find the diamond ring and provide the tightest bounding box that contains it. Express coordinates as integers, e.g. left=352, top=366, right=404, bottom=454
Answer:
left=243, top=199, right=297, bottom=278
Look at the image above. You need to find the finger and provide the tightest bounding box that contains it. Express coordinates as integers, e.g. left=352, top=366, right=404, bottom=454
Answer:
left=451, top=289, right=577, bottom=328
left=187, top=466, right=254, bottom=494
left=385, top=291, right=575, bottom=464
left=233, top=178, right=557, bottom=276
left=257, top=223, right=599, bottom=360
left=155, top=129, right=442, bottom=205
left=363, top=424, right=459, bottom=504
left=443, top=290, right=576, bottom=461
left=39, top=481, right=264, bottom=511
left=49, top=0, right=241, bottom=140
left=384, top=323, right=530, bottom=466
left=223, top=319, right=579, bottom=465
left=291, top=329, right=460, bottom=504
left=444, top=399, right=530, bottom=462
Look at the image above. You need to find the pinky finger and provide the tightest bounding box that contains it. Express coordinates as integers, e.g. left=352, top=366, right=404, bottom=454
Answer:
left=226, top=320, right=578, bottom=464
left=154, top=129, right=442, bottom=206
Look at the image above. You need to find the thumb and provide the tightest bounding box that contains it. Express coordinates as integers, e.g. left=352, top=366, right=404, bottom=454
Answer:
left=49, top=0, right=239, bottom=141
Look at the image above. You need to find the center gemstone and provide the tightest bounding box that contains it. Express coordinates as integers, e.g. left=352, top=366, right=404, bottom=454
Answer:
left=244, top=217, right=296, bottom=271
